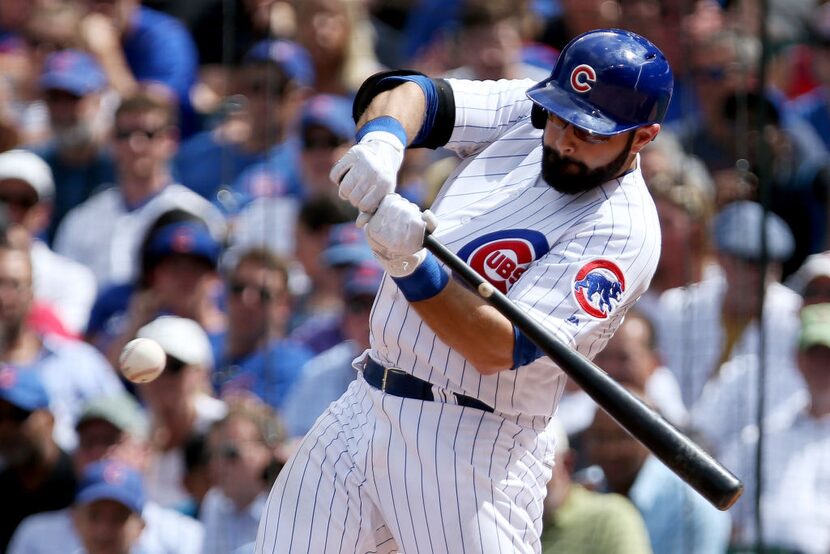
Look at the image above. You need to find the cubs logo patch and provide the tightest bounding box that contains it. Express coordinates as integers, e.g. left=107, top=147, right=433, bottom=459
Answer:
left=572, top=259, right=626, bottom=319
left=570, top=64, right=596, bottom=93
left=457, top=230, right=549, bottom=294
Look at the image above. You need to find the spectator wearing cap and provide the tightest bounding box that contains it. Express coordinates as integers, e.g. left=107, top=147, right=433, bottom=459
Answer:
left=0, top=242, right=124, bottom=450
left=85, top=210, right=225, bottom=369
left=135, top=315, right=227, bottom=511
left=720, top=303, right=830, bottom=553
left=233, top=93, right=354, bottom=204
left=76, top=0, right=200, bottom=137
left=212, top=248, right=313, bottom=410
left=53, top=92, right=225, bottom=289
left=282, top=260, right=383, bottom=442
left=225, top=94, right=355, bottom=257
left=9, top=460, right=146, bottom=554
left=32, top=49, right=117, bottom=243
left=656, top=200, right=802, bottom=410
left=173, top=39, right=312, bottom=204
left=0, top=149, right=97, bottom=335
left=10, top=393, right=205, bottom=553
left=0, top=366, right=76, bottom=551
left=201, top=396, right=287, bottom=554
left=288, top=221, right=374, bottom=354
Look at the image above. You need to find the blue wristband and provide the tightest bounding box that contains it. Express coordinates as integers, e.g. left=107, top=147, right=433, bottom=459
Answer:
left=512, top=326, right=543, bottom=369
left=391, top=252, right=449, bottom=302
left=355, top=116, right=407, bottom=147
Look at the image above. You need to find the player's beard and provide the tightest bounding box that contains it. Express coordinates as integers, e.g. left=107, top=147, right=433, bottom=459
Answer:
left=541, top=133, right=635, bottom=194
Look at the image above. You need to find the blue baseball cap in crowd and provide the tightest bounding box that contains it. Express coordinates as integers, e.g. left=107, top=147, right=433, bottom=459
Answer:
left=0, top=365, right=49, bottom=412
left=713, top=201, right=795, bottom=263
left=146, top=221, right=221, bottom=267
left=321, top=222, right=374, bottom=267
left=343, top=260, right=384, bottom=298
left=244, top=39, right=315, bottom=87
left=75, top=460, right=146, bottom=514
left=300, top=95, right=355, bottom=142
left=39, top=50, right=107, bottom=96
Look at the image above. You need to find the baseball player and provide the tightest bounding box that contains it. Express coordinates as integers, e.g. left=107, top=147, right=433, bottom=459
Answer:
left=256, top=29, right=672, bottom=553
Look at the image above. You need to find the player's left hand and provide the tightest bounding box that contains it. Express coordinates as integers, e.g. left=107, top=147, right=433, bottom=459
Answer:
left=330, top=131, right=404, bottom=220
left=364, top=193, right=426, bottom=260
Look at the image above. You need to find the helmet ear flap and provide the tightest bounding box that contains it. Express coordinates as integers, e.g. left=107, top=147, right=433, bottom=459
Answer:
left=531, top=104, right=547, bottom=130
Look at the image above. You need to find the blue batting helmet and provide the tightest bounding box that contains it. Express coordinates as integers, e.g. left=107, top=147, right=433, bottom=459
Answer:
left=526, top=29, right=673, bottom=135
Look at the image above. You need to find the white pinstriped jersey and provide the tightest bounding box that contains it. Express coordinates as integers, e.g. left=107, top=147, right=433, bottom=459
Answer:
left=256, top=77, right=664, bottom=554
left=366, top=78, right=662, bottom=418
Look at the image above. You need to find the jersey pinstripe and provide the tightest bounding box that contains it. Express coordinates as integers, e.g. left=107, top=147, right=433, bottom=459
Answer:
left=256, top=77, right=662, bottom=554
left=367, top=78, right=662, bottom=418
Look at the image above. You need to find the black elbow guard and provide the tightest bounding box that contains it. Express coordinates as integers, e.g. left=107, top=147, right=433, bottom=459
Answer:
left=352, top=69, right=455, bottom=149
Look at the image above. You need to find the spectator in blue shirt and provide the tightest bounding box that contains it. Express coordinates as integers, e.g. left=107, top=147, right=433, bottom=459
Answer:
left=77, top=0, right=200, bottom=137
left=32, top=49, right=116, bottom=245
left=173, top=39, right=313, bottom=206
left=232, top=93, right=354, bottom=205
left=281, top=260, right=384, bottom=441
left=212, top=247, right=313, bottom=410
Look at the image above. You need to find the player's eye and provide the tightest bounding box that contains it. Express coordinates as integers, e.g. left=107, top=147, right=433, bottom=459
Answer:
left=546, top=112, right=610, bottom=144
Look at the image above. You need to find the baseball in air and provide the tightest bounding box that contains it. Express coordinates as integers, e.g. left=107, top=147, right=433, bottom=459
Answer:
left=119, top=338, right=166, bottom=383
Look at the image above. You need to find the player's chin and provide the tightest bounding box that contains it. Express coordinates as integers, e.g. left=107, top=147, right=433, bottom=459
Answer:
left=541, top=168, right=600, bottom=194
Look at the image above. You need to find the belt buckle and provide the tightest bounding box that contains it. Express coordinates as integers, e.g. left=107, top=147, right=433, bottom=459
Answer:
left=380, top=366, right=406, bottom=392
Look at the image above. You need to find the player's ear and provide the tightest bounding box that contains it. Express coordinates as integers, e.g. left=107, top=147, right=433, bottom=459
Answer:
left=531, top=105, right=547, bottom=130
left=631, top=124, right=661, bottom=154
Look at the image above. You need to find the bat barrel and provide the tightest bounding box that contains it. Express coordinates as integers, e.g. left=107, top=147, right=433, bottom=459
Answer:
left=423, top=234, right=744, bottom=511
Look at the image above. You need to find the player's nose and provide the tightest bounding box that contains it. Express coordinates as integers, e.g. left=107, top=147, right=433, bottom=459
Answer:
left=546, top=125, right=577, bottom=155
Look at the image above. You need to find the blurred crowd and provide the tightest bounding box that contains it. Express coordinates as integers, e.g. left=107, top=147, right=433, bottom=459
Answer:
left=0, top=0, right=828, bottom=553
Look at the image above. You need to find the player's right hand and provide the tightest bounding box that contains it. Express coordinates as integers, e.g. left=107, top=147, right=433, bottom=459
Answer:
left=330, top=131, right=405, bottom=219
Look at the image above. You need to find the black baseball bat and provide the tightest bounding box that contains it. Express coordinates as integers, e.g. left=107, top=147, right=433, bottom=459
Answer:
left=423, top=232, right=743, bottom=511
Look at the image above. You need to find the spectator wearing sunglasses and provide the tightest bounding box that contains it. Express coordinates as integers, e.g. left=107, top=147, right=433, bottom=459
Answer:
left=233, top=93, right=354, bottom=205
left=53, top=92, right=225, bottom=290
left=212, top=248, right=313, bottom=411
left=0, top=366, right=76, bottom=551
left=228, top=94, right=356, bottom=277
left=173, top=39, right=313, bottom=205
left=0, top=149, right=97, bottom=336
left=201, top=395, right=287, bottom=554
left=134, top=315, right=227, bottom=511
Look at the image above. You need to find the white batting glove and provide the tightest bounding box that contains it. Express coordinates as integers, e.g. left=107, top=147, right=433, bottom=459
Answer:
left=364, top=194, right=427, bottom=277
left=330, top=131, right=405, bottom=221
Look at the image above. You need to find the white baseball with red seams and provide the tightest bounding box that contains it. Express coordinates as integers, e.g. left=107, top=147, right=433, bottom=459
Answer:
left=119, top=338, right=166, bottom=383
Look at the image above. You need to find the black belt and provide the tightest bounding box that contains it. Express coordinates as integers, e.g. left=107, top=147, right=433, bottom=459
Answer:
left=363, top=358, right=494, bottom=413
